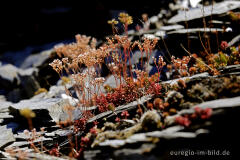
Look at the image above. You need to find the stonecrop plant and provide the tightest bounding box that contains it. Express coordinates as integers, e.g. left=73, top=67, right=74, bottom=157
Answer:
left=50, top=12, right=162, bottom=116
left=48, top=12, right=240, bottom=158
left=50, top=11, right=240, bottom=119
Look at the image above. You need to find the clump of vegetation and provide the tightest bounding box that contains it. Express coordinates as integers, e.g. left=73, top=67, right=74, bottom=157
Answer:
left=45, top=11, right=240, bottom=158
left=175, top=107, right=212, bottom=127
left=4, top=5, right=240, bottom=159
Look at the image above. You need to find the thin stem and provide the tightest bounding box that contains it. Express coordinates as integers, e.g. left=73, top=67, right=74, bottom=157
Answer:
left=180, top=43, right=214, bottom=71
left=199, top=32, right=210, bottom=55
left=160, top=36, right=172, bottom=61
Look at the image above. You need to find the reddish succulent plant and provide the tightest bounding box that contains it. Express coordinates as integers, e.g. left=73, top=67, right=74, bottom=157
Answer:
left=80, top=137, right=90, bottom=147
left=74, top=118, right=87, bottom=131
left=147, top=102, right=154, bottom=110
left=115, top=117, right=121, bottom=122
left=220, top=41, right=228, bottom=50
left=175, top=107, right=212, bottom=127
left=175, top=116, right=191, bottom=127
left=121, top=110, right=130, bottom=119
left=93, top=121, right=99, bottom=127
left=49, top=144, right=60, bottom=157
left=194, top=107, right=212, bottom=119
left=90, top=127, right=98, bottom=136
left=149, top=82, right=162, bottom=95
left=153, top=98, right=164, bottom=110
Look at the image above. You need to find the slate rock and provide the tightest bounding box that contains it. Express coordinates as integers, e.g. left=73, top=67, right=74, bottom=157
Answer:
left=113, top=144, right=156, bottom=159
left=20, top=48, right=55, bottom=69
left=0, top=95, right=6, bottom=101
left=9, top=95, right=84, bottom=125
left=167, top=28, right=223, bottom=34
left=59, top=107, right=83, bottom=122
left=45, top=85, right=68, bottom=99
left=165, top=96, right=240, bottom=126
left=219, top=64, right=240, bottom=74
left=125, top=133, right=150, bottom=144
left=0, top=99, right=12, bottom=123
left=96, top=125, right=207, bottom=149
left=88, top=95, right=153, bottom=123
left=18, top=68, right=40, bottom=98
left=227, top=34, right=240, bottom=47
left=143, top=34, right=158, bottom=40
left=103, top=75, right=122, bottom=89
left=168, top=1, right=240, bottom=23
left=146, top=128, right=209, bottom=139
left=99, top=139, right=126, bottom=148
left=84, top=150, right=102, bottom=160
left=6, top=89, right=22, bottom=103
left=26, top=152, right=72, bottom=160
left=149, top=16, right=159, bottom=24
left=0, top=64, right=41, bottom=101
left=0, top=125, right=15, bottom=149
left=155, top=30, right=166, bottom=37
left=159, top=24, right=184, bottom=31
left=1, top=151, right=72, bottom=160
left=6, top=136, right=52, bottom=149
left=0, top=64, right=20, bottom=89
left=0, top=100, right=12, bottom=110
left=10, top=97, right=69, bottom=123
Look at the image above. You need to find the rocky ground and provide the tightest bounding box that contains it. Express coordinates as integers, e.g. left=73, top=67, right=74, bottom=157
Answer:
left=1, top=0, right=240, bottom=159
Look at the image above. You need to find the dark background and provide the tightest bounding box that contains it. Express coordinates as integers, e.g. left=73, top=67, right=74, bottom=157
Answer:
left=0, top=0, right=171, bottom=54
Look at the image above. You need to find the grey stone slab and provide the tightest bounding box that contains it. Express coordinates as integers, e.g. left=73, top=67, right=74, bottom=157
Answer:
left=168, top=1, right=240, bottom=23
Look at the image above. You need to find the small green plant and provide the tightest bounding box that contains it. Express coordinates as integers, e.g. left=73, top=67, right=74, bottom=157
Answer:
left=214, top=51, right=229, bottom=67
